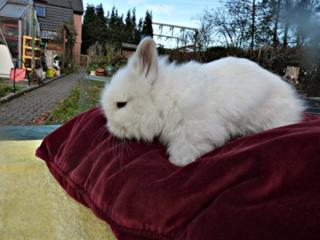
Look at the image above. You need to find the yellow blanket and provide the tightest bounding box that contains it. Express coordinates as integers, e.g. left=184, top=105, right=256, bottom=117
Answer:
left=0, top=140, right=115, bottom=240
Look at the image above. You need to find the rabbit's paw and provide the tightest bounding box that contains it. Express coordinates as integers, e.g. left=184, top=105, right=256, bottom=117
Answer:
left=168, top=144, right=199, bottom=167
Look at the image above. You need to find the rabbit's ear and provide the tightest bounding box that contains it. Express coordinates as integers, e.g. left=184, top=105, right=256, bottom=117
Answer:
left=131, top=37, right=158, bottom=82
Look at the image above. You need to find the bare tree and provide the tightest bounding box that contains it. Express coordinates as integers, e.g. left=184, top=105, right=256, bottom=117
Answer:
left=282, top=0, right=291, bottom=47
left=272, top=0, right=282, bottom=48
left=251, top=0, right=257, bottom=50
left=198, top=0, right=320, bottom=49
left=210, top=0, right=253, bottom=48
left=198, top=10, right=215, bottom=50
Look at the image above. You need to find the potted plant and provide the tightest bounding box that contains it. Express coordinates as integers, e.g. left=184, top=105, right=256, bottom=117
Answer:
left=105, top=64, right=114, bottom=76
left=87, top=63, right=98, bottom=76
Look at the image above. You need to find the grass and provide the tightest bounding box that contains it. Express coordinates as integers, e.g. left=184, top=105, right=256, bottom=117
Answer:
left=47, top=81, right=104, bottom=124
left=46, top=86, right=81, bottom=124
left=0, top=83, right=22, bottom=98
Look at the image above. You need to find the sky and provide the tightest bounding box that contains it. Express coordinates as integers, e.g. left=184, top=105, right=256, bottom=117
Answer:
left=83, top=0, right=221, bottom=28
left=83, top=0, right=221, bottom=47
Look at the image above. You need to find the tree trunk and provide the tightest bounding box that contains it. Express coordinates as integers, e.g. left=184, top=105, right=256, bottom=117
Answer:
left=283, top=0, right=290, bottom=48
left=273, top=0, right=281, bottom=49
left=251, top=0, right=256, bottom=51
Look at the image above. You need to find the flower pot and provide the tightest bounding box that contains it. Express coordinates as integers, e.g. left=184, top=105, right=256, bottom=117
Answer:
left=105, top=65, right=114, bottom=76
left=95, top=67, right=106, bottom=76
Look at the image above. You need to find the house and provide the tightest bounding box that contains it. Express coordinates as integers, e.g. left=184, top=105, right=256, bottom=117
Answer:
left=0, top=0, right=40, bottom=61
left=34, top=0, right=84, bottom=66
left=121, top=42, right=137, bottom=59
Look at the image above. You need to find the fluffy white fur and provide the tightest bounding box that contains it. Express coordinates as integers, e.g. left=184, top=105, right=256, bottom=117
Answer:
left=101, top=37, right=305, bottom=166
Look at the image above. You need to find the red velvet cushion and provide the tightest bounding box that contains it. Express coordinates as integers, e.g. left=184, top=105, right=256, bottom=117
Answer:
left=36, top=107, right=320, bottom=240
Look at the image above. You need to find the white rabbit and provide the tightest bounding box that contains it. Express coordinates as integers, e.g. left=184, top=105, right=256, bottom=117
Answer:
left=101, top=37, right=305, bottom=166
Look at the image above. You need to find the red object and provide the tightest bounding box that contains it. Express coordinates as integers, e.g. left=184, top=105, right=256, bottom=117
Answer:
left=95, top=67, right=106, bottom=76
left=36, top=107, right=320, bottom=240
left=10, top=68, right=26, bottom=81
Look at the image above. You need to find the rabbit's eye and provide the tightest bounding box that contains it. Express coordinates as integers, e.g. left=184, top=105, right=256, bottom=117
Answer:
left=116, top=102, right=127, bottom=108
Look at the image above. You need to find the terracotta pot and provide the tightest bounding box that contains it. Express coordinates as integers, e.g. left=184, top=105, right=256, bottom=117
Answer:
left=95, top=67, right=106, bottom=76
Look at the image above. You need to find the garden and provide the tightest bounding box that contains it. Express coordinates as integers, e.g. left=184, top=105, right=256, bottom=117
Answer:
left=47, top=0, right=320, bottom=124
left=47, top=42, right=126, bottom=124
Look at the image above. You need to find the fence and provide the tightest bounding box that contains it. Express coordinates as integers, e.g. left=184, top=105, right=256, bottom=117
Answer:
left=80, top=54, right=88, bottom=67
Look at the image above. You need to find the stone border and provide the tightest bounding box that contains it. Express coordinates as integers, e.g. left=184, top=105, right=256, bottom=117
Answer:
left=0, top=74, right=66, bottom=104
left=0, top=125, right=61, bottom=140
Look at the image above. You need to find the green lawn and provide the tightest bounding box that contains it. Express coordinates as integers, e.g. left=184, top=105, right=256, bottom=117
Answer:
left=47, top=81, right=104, bottom=124
left=0, top=83, right=22, bottom=98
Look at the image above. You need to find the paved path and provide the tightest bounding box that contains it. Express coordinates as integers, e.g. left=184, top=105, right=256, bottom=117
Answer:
left=0, top=70, right=85, bottom=126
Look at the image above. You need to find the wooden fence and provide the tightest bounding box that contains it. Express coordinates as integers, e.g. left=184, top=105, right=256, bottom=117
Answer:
left=80, top=55, right=89, bottom=67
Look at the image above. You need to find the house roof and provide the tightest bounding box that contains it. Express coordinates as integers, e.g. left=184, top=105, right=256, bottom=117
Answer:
left=0, top=3, right=26, bottom=18
left=70, top=0, right=83, bottom=14
left=7, top=0, right=30, bottom=4
left=122, top=42, right=138, bottom=50
left=0, top=0, right=32, bottom=19
left=45, top=0, right=72, bottom=9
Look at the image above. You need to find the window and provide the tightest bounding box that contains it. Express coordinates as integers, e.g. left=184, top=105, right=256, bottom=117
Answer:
left=36, top=6, right=46, bottom=17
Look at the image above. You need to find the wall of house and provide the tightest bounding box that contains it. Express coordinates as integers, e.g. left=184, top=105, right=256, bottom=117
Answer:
left=47, top=41, right=64, bottom=52
left=73, top=14, right=82, bottom=66
left=35, top=3, right=73, bottom=34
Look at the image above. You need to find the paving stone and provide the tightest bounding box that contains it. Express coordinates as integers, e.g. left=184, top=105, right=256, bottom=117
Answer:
left=0, top=70, right=85, bottom=126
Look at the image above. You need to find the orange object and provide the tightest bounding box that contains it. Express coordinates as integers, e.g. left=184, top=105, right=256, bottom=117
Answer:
left=10, top=68, right=26, bottom=81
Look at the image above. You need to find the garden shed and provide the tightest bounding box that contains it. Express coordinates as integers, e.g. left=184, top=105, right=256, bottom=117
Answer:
left=0, top=0, right=40, bottom=67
